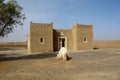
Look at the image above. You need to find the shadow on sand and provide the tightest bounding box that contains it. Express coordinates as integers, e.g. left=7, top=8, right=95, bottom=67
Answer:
left=93, top=47, right=99, bottom=50
left=67, top=57, right=72, bottom=61
left=0, top=53, right=57, bottom=62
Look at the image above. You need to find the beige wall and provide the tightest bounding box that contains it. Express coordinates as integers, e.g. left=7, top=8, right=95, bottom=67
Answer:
left=72, top=24, right=78, bottom=51
left=27, top=31, right=30, bottom=53
left=53, top=29, right=72, bottom=51
left=28, top=22, right=53, bottom=53
left=28, top=22, right=93, bottom=53
left=72, top=23, right=93, bottom=51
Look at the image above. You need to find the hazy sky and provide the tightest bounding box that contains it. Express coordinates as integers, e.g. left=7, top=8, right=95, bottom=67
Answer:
left=0, top=0, right=120, bottom=42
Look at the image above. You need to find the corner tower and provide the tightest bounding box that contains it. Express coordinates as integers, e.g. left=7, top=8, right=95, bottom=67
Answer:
left=72, top=23, right=93, bottom=51
left=28, top=22, right=53, bottom=53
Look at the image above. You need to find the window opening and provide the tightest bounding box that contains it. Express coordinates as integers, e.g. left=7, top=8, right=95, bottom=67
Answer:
left=40, top=37, right=44, bottom=44
left=83, top=38, right=87, bottom=43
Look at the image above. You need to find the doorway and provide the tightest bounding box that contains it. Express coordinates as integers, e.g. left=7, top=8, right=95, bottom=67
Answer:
left=58, top=37, right=67, bottom=50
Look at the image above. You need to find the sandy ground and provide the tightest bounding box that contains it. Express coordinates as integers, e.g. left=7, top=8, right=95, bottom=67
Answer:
left=0, top=47, right=120, bottom=80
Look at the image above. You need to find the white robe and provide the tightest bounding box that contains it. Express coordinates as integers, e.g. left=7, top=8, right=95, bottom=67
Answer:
left=57, top=47, right=70, bottom=60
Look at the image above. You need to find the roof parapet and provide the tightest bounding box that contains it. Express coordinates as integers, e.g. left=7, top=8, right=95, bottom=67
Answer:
left=72, top=23, right=93, bottom=29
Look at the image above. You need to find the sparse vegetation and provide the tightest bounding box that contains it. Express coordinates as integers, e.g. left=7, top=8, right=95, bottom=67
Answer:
left=0, top=0, right=25, bottom=38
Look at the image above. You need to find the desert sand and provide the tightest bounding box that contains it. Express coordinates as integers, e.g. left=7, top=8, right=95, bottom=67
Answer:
left=0, top=47, right=120, bottom=80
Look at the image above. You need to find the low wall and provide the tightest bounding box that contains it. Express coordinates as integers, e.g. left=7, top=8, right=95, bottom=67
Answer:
left=0, top=42, right=27, bottom=48
left=93, top=40, right=120, bottom=48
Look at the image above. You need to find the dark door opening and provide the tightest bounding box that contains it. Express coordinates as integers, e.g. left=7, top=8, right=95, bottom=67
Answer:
left=58, top=37, right=66, bottom=50
left=62, top=38, right=65, bottom=47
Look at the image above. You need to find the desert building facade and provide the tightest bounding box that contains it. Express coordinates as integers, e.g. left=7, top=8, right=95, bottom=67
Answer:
left=28, top=22, right=93, bottom=53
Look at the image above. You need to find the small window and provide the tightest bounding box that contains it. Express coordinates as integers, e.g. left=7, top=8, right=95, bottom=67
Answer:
left=40, top=37, right=44, bottom=44
left=83, top=38, right=87, bottom=43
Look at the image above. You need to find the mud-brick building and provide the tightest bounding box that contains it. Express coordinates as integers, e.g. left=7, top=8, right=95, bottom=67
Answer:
left=27, top=22, right=93, bottom=53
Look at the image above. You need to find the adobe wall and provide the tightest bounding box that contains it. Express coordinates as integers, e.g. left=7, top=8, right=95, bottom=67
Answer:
left=53, top=29, right=72, bottom=51
left=27, top=31, right=30, bottom=53
left=28, top=22, right=94, bottom=53
left=72, top=23, right=93, bottom=50
left=28, top=22, right=53, bottom=53
left=94, top=40, right=120, bottom=48
left=72, top=24, right=78, bottom=51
